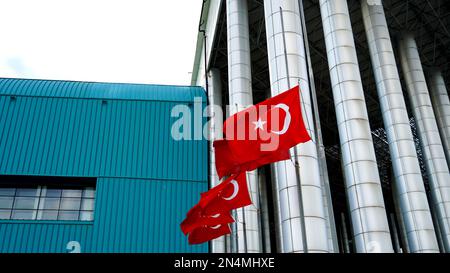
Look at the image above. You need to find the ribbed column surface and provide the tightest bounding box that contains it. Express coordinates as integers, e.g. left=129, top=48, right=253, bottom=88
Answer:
left=319, top=0, right=393, bottom=253
left=428, top=70, right=450, bottom=165
left=361, top=0, right=439, bottom=253
left=264, top=0, right=329, bottom=253
left=226, top=0, right=262, bottom=253
left=398, top=33, right=450, bottom=252
left=208, top=68, right=226, bottom=253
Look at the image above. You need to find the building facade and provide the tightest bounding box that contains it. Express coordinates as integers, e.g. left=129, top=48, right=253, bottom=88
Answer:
left=0, top=78, right=208, bottom=253
left=192, top=0, right=450, bottom=253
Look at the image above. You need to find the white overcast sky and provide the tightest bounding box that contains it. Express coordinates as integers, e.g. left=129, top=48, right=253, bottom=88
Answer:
left=0, top=0, right=203, bottom=85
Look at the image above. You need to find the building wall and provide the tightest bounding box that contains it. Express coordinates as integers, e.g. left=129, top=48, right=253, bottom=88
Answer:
left=0, top=79, right=208, bottom=253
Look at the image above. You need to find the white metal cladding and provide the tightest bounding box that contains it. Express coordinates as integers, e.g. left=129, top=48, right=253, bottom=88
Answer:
left=263, top=0, right=329, bottom=253
left=208, top=68, right=226, bottom=253
left=428, top=70, right=450, bottom=165
left=226, top=0, right=262, bottom=253
left=361, top=0, right=439, bottom=253
left=398, top=33, right=450, bottom=252
left=319, top=0, right=393, bottom=253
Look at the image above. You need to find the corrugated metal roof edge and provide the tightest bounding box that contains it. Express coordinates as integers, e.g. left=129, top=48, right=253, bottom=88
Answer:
left=0, top=77, right=206, bottom=102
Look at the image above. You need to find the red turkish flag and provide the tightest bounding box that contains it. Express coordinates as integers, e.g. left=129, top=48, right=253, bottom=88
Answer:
left=199, top=172, right=252, bottom=215
left=188, top=223, right=231, bottom=245
left=180, top=204, right=234, bottom=235
left=213, top=85, right=310, bottom=178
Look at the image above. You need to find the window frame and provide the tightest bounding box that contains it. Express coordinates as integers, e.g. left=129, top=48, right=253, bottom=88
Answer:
left=0, top=176, right=96, bottom=223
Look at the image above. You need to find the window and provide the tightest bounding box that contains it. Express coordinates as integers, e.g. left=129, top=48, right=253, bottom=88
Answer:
left=0, top=176, right=96, bottom=221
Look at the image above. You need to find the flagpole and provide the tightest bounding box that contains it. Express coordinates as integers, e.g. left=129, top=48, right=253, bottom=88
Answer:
left=279, top=6, right=309, bottom=253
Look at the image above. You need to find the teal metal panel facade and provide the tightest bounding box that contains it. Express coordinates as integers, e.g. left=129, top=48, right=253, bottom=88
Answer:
left=0, top=78, right=208, bottom=253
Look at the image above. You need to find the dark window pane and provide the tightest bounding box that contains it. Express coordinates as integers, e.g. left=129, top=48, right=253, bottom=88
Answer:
left=11, top=210, right=35, bottom=220
left=44, top=189, right=61, bottom=198
left=80, top=211, right=93, bottom=221
left=62, top=189, right=82, bottom=198
left=0, top=209, right=11, bottom=219
left=58, top=210, right=79, bottom=221
left=0, top=197, right=14, bottom=209
left=60, top=198, right=81, bottom=210
left=38, top=197, right=60, bottom=210
left=81, top=198, right=94, bottom=211
left=82, top=188, right=95, bottom=198
left=13, top=197, right=37, bottom=209
left=0, top=188, right=15, bottom=196
left=16, top=188, right=39, bottom=197
left=37, top=210, right=58, bottom=220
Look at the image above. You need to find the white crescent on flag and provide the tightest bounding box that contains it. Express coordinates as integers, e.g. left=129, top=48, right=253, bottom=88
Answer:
left=270, top=103, right=291, bottom=135
left=222, top=180, right=239, bottom=201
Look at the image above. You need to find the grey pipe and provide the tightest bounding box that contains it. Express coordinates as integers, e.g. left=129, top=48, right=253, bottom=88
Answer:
left=226, top=0, right=262, bottom=253
left=319, top=0, right=393, bottom=252
left=208, top=68, right=226, bottom=253
left=263, top=0, right=330, bottom=253
left=398, top=33, right=450, bottom=252
left=428, top=69, right=450, bottom=165
left=340, top=213, right=350, bottom=253
left=361, top=0, right=439, bottom=253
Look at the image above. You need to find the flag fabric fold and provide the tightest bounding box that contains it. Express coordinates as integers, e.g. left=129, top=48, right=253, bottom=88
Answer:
left=188, top=224, right=232, bottom=245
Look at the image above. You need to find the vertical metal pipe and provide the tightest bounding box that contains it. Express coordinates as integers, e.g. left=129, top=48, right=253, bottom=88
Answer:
left=340, top=213, right=350, bottom=253
left=208, top=68, right=225, bottom=253
left=361, top=0, right=439, bottom=253
left=263, top=0, right=329, bottom=253
left=428, top=69, right=450, bottom=164
left=398, top=33, right=450, bottom=252
left=319, top=0, right=393, bottom=252
left=298, top=0, right=338, bottom=252
left=226, top=0, right=262, bottom=253
left=390, top=213, right=402, bottom=253
left=258, top=167, right=272, bottom=253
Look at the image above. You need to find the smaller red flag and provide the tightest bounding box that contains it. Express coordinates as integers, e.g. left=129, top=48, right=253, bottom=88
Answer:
left=199, top=172, right=252, bottom=215
left=188, top=224, right=231, bottom=245
left=180, top=204, right=234, bottom=235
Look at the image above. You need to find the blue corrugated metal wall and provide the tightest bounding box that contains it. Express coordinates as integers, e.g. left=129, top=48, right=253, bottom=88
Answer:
left=0, top=78, right=207, bottom=253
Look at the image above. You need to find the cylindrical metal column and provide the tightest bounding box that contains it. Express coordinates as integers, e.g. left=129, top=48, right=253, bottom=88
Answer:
left=264, top=0, right=329, bottom=253
left=361, top=0, right=439, bottom=253
left=319, top=0, right=393, bottom=252
left=298, top=0, right=338, bottom=252
left=226, top=0, right=262, bottom=253
left=208, top=68, right=226, bottom=253
left=398, top=33, right=450, bottom=252
left=428, top=70, right=450, bottom=164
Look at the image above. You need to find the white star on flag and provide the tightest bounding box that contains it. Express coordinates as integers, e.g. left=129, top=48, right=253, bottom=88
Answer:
left=252, top=118, right=266, bottom=130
